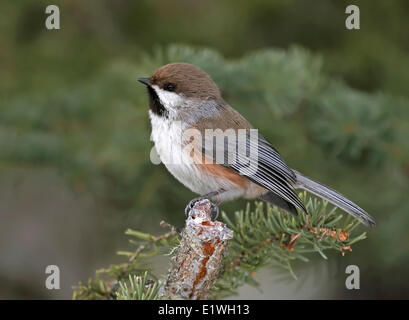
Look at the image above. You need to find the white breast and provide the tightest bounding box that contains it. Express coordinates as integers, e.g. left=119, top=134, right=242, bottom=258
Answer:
left=149, top=111, right=200, bottom=192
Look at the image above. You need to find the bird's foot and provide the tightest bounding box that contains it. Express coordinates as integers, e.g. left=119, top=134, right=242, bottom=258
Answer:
left=184, top=197, right=220, bottom=221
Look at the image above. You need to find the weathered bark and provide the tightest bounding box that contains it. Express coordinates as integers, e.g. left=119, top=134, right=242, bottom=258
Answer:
left=162, top=199, right=233, bottom=300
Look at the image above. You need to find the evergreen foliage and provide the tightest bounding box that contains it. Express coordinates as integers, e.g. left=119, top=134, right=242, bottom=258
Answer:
left=308, top=82, right=395, bottom=165
left=73, top=194, right=366, bottom=300
left=116, top=272, right=162, bottom=300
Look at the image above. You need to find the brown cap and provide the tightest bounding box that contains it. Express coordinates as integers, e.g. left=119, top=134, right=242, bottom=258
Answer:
left=149, top=63, right=221, bottom=100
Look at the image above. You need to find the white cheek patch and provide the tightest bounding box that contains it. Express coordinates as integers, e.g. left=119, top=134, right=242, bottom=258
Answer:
left=152, top=85, right=183, bottom=111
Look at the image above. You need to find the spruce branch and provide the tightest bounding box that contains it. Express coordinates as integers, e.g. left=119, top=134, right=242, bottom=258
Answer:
left=211, top=192, right=365, bottom=298
left=116, top=272, right=162, bottom=300
left=73, top=194, right=367, bottom=300
left=72, top=221, right=178, bottom=300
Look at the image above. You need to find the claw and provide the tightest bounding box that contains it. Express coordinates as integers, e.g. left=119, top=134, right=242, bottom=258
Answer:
left=210, top=202, right=219, bottom=221
left=184, top=197, right=220, bottom=221
left=184, top=196, right=204, bottom=217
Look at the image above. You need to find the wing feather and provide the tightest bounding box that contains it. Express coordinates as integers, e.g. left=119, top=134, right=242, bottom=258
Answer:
left=192, top=103, right=306, bottom=213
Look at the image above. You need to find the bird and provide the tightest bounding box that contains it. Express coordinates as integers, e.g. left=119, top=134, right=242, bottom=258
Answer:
left=138, top=62, right=376, bottom=227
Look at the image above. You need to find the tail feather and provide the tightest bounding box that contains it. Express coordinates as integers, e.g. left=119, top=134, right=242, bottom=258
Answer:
left=293, top=170, right=376, bottom=227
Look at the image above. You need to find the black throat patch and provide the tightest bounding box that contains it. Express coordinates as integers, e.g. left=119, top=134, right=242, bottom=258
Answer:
left=147, top=86, right=167, bottom=117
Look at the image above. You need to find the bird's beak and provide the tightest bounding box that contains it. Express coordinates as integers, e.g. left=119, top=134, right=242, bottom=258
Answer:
left=138, top=78, right=151, bottom=86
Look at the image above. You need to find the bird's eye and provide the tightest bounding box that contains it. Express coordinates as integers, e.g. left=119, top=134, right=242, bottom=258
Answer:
left=165, top=83, right=176, bottom=92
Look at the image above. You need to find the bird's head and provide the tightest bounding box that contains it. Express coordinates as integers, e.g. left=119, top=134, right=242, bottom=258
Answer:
left=138, top=63, right=221, bottom=117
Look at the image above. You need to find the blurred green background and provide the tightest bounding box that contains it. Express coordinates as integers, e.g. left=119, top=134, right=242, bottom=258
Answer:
left=1, top=0, right=408, bottom=299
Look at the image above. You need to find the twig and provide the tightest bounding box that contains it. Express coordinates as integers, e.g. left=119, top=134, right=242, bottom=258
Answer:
left=162, top=199, right=233, bottom=300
